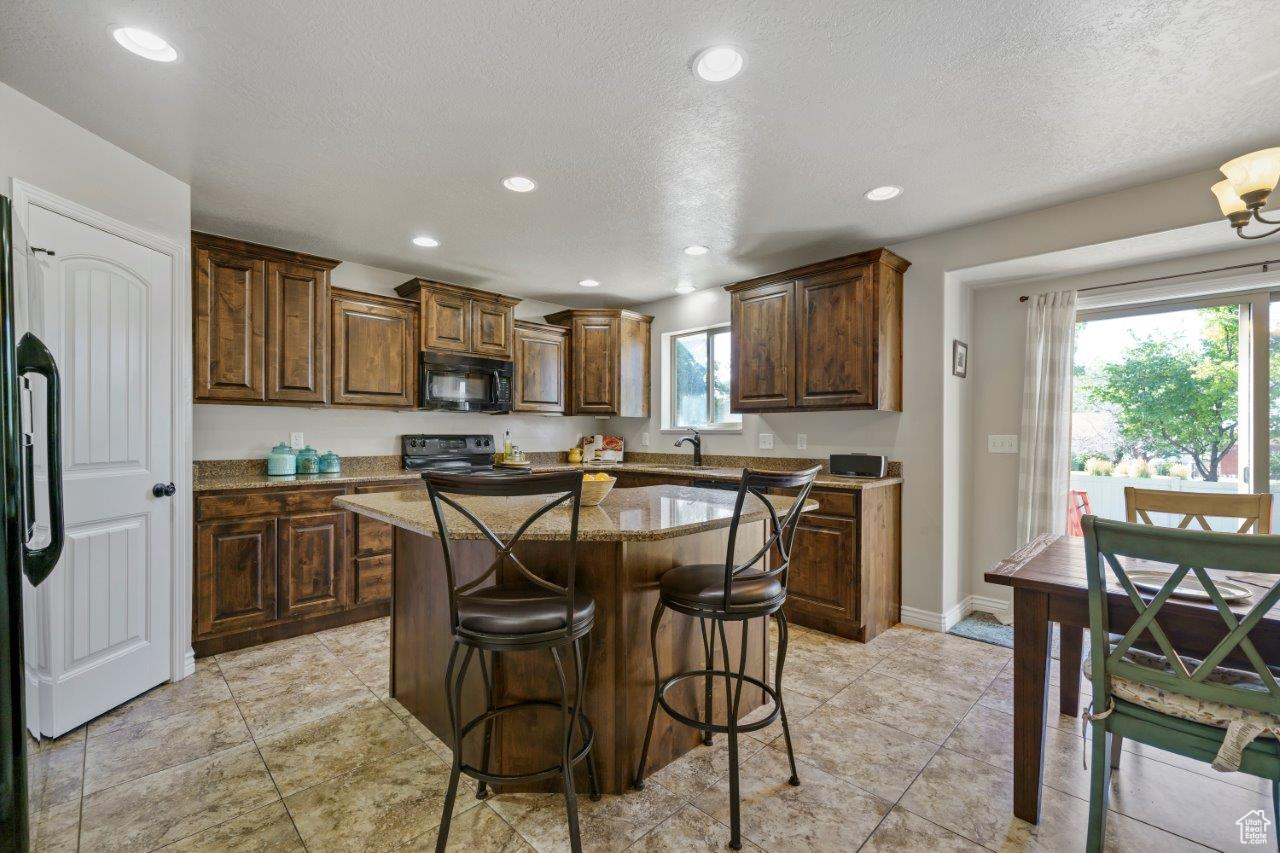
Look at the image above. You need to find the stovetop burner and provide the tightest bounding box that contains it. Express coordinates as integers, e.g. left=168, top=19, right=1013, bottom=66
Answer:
left=401, top=434, right=531, bottom=477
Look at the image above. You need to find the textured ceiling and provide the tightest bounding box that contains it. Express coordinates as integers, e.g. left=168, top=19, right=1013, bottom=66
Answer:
left=1, top=0, right=1278, bottom=306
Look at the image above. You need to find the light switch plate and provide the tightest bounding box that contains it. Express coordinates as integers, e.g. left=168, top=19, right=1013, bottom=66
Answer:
left=759, top=432, right=774, bottom=450
left=640, top=432, right=650, bottom=447
left=797, top=433, right=807, bottom=450
left=988, top=434, right=1018, bottom=454
left=290, top=432, right=305, bottom=450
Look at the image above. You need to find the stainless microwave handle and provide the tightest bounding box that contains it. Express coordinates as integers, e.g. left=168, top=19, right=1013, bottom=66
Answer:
left=491, top=370, right=500, bottom=403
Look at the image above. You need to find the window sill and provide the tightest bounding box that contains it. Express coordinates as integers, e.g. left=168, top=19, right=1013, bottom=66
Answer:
left=659, top=426, right=743, bottom=434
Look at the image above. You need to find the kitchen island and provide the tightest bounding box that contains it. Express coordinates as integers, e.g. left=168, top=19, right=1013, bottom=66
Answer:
left=333, top=483, right=812, bottom=794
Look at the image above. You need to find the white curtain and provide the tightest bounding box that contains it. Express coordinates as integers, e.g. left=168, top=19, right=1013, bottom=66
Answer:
left=1016, top=290, right=1077, bottom=546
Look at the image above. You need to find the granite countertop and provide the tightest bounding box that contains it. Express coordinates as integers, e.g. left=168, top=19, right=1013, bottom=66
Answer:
left=333, top=484, right=815, bottom=542
left=193, top=455, right=902, bottom=493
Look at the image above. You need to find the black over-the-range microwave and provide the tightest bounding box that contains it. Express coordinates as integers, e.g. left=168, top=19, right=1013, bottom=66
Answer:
left=419, top=352, right=513, bottom=413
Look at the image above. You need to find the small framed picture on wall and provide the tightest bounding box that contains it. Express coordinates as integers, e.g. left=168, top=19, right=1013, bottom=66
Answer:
left=952, top=340, right=968, bottom=378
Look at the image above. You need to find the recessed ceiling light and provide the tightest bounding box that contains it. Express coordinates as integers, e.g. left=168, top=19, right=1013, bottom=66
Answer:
left=683, top=244, right=709, bottom=256
left=111, top=27, right=178, bottom=62
left=864, top=185, right=903, bottom=201
left=411, top=235, right=439, bottom=248
left=692, top=46, right=745, bottom=82
left=502, top=176, right=537, bottom=193
left=674, top=282, right=696, bottom=295
left=578, top=279, right=600, bottom=288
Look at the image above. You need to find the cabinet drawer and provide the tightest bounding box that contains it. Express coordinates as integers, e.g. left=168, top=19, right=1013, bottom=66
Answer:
left=772, top=487, right=854, bottom=517
left=355, top=554, right=392, bottom=604
left=810, top=490, right=855, bottom=517
left=352, top=482, right=420, bottom=555
left=197, top=488, right=346, bottom=522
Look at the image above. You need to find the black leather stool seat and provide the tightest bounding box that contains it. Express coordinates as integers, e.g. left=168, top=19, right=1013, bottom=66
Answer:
left=457, top=584, right=596, bottom=635
left=659, top=564, right=782, bottom=610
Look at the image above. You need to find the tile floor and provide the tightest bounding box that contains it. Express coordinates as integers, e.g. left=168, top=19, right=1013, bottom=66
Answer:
left=24, top=617, right=1275, bottom=851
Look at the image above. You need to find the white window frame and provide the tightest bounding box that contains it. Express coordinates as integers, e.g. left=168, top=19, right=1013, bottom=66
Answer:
left=1074, top=283, right=1277, bottom=492
left=660, top=323, right=742, bottom=433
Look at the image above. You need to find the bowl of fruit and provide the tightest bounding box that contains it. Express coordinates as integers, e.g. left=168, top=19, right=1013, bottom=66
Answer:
left=579, top=471, right=616, bottom=506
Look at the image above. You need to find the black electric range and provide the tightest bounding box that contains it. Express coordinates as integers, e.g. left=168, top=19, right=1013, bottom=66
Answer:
left=401, top=434, right=531, bottom=477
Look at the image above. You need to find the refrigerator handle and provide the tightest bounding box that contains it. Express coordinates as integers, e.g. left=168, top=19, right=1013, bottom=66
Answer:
left=16, top=331, right=64, bottom=586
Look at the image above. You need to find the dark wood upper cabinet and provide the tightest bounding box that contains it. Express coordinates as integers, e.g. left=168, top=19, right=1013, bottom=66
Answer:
left=472, top=298, right=514, bottom=358
left=729, top=280, right=795, bottom=410
left=193, top=232, right=338, bottom=405
left=395, top=279, right=519, bottom=361
left=193, top=247, right=266, bottom=401
left=330, top=289, right=417, bottom=408
left=512, top=320, right=569, bottom=414
left=266, top=261, right=329, bottom=403
left=725, top=248, right=908, bottom=413
left=545, top=309, right=652, bottom=417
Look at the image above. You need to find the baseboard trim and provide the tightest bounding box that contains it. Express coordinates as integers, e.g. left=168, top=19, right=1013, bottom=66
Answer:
left=899, top=594, right=1012, bottom=633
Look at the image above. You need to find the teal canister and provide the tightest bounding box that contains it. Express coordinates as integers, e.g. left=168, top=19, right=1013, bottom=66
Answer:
left=267, top=443, right=297, bottom=476
left=296, top=446, right=320, bottom=474
left=319, top=451, right=341, bottom=474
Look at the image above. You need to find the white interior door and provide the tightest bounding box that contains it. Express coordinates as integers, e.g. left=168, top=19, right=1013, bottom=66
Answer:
left=25, top=202, right=173, bottom=737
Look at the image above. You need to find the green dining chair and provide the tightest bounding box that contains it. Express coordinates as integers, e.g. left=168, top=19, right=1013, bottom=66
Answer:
left=1082, top=515, right=1280, bottom=852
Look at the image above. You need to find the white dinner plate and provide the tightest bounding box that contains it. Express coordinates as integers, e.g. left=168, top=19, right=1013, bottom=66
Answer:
left=1126, top=570, right=1252, bottom=602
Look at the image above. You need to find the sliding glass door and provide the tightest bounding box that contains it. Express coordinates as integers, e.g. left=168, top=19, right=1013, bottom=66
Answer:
left=1070, top=290, right=1277, bottom=531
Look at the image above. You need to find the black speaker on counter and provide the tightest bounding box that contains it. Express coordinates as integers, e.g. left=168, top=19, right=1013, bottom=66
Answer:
left=828, top=453, right=888, bottom=478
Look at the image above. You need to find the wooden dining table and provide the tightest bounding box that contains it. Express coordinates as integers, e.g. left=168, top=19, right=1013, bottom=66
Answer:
left=985, top=532, right=1280, bottom=824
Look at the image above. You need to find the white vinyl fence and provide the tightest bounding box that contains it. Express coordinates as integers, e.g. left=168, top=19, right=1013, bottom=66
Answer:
left=1069, top=473, right=1280, bottom=532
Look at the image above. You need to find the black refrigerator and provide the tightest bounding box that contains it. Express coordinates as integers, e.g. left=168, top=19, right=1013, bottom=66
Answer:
left=0, top=193, right=64, bottom=849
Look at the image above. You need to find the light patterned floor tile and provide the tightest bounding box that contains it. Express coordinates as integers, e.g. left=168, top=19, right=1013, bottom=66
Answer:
left=827, top=671, right=975, bottom=743
left=781, top=701, right=938, bottom=801
left=860, top=807, right=985, bottom=852
left=26, top=729, right=85, bottom=809
left=869, top=647, right=1004, bottom=700
left=900, top=748, right=1209, bottom=852
left=83, top=698, right=250, bottom=793
left=78, top=742, right=278, bottom=852
left=400, top=803, right=533, bottom=852
left=161, top=801, right=304, bottom=851
left=284, top=745, right=478, bottom=852
left=628, top=803, right=758, bottom=852
left=644, top=734, right=767, bottom=799
left=695, top=747, right=892, bottom=852
left=257, top=697, right=420, bottom=796
left=30, top=798, right=81, bottom=853
left=91, top=660, right=232, bottom=735
left=234, top=669, right=376, bottom=738
left=740, top=688, right=822, bottom=745
left=488, top=781, right=684, bottom=853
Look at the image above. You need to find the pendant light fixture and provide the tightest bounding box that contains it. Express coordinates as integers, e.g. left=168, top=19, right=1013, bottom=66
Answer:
left=1212, top=147, right=1280, bottom=239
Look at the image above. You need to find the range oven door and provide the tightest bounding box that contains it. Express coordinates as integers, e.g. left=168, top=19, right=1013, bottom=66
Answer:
left=420, top=353, right=513, bottom=413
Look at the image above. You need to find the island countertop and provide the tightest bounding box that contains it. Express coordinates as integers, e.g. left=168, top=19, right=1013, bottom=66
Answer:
left=333, top=483, right=813, bottom=542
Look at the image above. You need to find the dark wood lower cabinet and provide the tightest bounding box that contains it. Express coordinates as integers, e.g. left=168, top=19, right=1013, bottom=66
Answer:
left=195, top=517, right=277, bottom=638
left=277, top=511, right=348, bottom=618
left=194, top=479, right=421, bottom=656
left=783, top=484, right=901, bottom=641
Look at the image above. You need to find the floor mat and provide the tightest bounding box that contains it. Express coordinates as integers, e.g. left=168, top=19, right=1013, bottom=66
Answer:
left=947, top=611, right=1013, bottom=648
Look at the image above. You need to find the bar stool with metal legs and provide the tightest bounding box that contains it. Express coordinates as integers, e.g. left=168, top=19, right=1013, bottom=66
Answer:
left=632, top=466, right=820, bottom=850
left=425, top=470, right=601, bottom=853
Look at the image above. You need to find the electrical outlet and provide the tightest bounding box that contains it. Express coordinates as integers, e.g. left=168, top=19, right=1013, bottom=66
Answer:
left=797, top=433, right=808, bottom=450
left=759, top=432, right=774, bottom=450
left=290, top=432, right=305, bottom=450
left=640, top=432, right=650, bottom=447
left=988, top=434, right=1018, bottom=454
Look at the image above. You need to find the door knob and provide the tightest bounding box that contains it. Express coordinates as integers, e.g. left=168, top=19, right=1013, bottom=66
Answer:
left=152, top=482, right=176, bottom=498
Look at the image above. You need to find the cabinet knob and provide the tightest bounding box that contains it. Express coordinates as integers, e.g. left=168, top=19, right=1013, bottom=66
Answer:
left=152, top=482, right=176, bottom=498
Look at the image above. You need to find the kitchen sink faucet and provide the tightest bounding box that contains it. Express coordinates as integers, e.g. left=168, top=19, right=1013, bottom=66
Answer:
left=674, top=428, right=703, bottom=466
